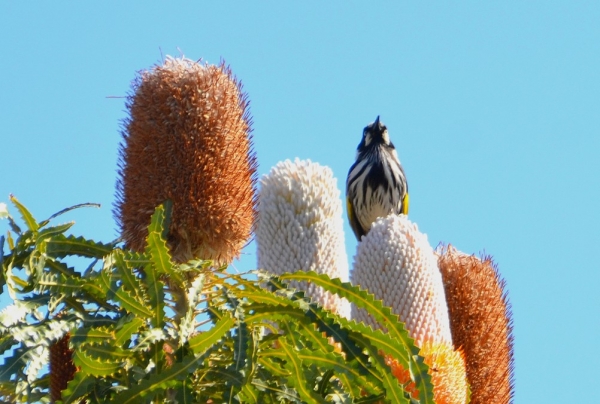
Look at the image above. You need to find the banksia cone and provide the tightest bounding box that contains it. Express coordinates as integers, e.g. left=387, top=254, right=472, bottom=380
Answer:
left=49, top=333, right=77, bottom=403
left=256, top=159, right=350, bottom=318
left=438, top=245, right=515, bottom=404
left=116, top=56, right=257, bottom=265
left=351, top=215, right=468, bottom=403
left=351, top=215, right=451, bottom=345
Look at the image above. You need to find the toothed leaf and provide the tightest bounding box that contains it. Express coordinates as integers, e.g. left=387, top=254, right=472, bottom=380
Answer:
left=61, top=371, right=95, bottom=403
left=36, top=222, right=74, bottom=243
left=278, top=339, right=327, bottom=403
left=189, top=315, right=235, bottom=355
left=46, top=234, right=113, bottom=259
left=73, top=349, right=122, bottom=377
left=115, top=316, right=144, bottom=346
left=277, top=271, right=435, bottom=404
left=9, top=195, right=38, bottom=232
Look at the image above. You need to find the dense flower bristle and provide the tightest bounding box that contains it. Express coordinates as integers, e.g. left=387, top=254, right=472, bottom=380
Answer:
left=115, top=56, right=257, bottom=264
left=351, top=214, right=451, bottom=346
left=437, top=245, right=515, bottom=404
left=256, top=159, right=350, bottom=317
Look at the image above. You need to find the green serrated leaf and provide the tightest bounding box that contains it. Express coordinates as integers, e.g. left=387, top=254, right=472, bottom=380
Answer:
left=71, top=327, right=115, bottom=346
left=9, top=195, right=38, bottom=232
left=36, top=222, right=74, bottom=244
left=6, top=230, right=15, bottom=250
left=257, top=355, right=288, bottom=377
left=73, top=348, right=122, bottom=377
left=122, top=250, right=149, bottom=267
left=114, top=287, right=154, bottom=319
left=277, top=271, right=435, bottom=404
left=115, top=317, right=144, bottom=346
left=223, top=320, right=250, bottom=402
left=46, top=234, right=113, bottom=259
left=111, top=250, right=145, bottom=295
left=112, top=355, right=194, bottom=404
left=36, top=272, right=85, bottom=297
left=236, top=285, right=300, bottom=307
left=83, top=270, right=112, bottom=301
left=60, top=370, right=95, bottom=403
left=141, top=208, right=169, bottom=328
left=239, top=382, right=260, bottom=404
left=189, top=315, right=235, bottom=355
left=296, top=348, right=370, bottom=398
left=245, top=299, right=381, bottom=398
left=145, top=205, right=186, bottom=299
left=145, top=204, right=175, bottom=277
left=251, top=378, right=300, bottom=402
left=361, top=337, right=412, bottom=404
left=45, top=258, right=80, bottom=278
left=82, top=343, right=131, bottom=359
left=278, top=339, right=327, bottom=404
left=337, top=318, right=414, bottom=379
left=144, top=267, right=164, bottom=328
left=230, top=321, right=249, bottom=377
left=106, top=251, right=154, bottom=319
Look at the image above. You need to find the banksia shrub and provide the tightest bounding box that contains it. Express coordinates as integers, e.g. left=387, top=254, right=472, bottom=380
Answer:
left=115, top=56, right=257, bottom=264
left=351, top=215, right=468, bottom=403
left=256, top=159, right=350, bottom=317
left=49, top=333, right=77, bottom=403
left=1, top=198, right=436, bottom=402
left=438, top=245, right=515, bottom=404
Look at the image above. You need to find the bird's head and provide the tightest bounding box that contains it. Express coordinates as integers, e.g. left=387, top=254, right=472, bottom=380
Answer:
left=358, top=116, right=393, bottom=152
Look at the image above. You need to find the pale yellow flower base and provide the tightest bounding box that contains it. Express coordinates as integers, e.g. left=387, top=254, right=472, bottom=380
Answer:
left=386, top=341, right=469, bottom=404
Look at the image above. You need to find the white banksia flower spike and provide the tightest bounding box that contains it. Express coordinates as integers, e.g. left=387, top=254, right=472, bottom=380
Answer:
left=351, top=214, right=452, bottom=346
left=351, top=215, right=469, bottom=403
left=256, top=159, right=350, bottom=318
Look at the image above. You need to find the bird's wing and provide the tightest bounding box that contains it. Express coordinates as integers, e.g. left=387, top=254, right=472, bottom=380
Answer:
left=347, top=196, right=365, bottom=241
left=402, top=192, right=409, bottom=215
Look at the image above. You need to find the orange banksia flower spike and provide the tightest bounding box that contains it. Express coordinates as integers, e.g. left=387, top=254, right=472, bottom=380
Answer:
left=438, top=245, right=515, bottom=404
left=115, top=56, right=257, bottom=265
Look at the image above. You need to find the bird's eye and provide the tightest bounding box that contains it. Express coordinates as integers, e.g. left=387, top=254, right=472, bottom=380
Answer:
left=382, top=130, right=390, bottom=144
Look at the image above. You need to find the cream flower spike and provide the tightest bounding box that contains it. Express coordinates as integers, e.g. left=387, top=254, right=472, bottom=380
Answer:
left=256, top=159, right=350, bottom=318
left=351, top=215, right=468, bottom=403
left=351, top=214, right=451, bottom=346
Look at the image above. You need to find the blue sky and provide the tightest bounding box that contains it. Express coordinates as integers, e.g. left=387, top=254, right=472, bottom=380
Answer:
left=2, top=2, right=599, bottom=402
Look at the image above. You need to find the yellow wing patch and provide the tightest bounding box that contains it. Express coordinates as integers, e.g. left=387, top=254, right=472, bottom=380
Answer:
left=402, top=192, right=410, bottom=215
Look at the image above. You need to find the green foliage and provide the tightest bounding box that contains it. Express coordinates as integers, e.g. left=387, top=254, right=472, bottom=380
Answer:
left=0, top=197, right=434, bottom=403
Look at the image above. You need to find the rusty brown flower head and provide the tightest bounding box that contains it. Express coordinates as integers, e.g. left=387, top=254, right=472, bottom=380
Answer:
left=115, top=56, right=257, bottom=264
left=437, top=245, right=515, bottom=404
left=49, top=333, right=77, bottom=403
